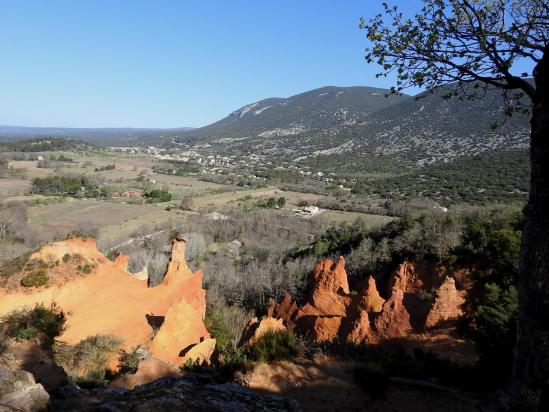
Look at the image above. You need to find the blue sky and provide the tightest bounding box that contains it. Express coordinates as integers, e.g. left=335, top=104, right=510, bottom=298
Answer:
left=0, top=1, right=534, bottom=128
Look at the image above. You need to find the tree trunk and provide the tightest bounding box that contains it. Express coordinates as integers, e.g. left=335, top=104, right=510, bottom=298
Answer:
left=511, top=50, right=549, bottom=412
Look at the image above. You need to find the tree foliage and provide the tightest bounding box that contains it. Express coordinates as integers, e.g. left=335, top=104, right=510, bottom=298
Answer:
left=361, top=0, right=545, bottom=115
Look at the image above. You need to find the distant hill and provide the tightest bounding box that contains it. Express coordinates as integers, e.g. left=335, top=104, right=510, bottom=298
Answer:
left=178, top=83, right=528, bottom=169
left=0, top=125, right=194, bottom=146
left=163, top=86, right=411, bottom=144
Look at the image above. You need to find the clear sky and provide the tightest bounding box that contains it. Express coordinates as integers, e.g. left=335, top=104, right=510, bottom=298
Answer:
left=0, top=0, right=422, bottom=128
left=0, top=1, right=533, bottom=128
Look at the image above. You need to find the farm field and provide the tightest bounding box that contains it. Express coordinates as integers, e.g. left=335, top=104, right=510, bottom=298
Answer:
left=27, top=198, right=179, bottom=243
left=313, top=209, right=395, bottom=228
left=0, top=178, right=31, bottom=196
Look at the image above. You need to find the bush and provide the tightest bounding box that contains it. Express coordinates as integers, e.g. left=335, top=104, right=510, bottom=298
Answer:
left=62, top=253, right=71, bottom=263
left=144, top=189, right=172, bottom=203
left=3, top=303, right=66, bottom=344
left=118, top=346, right=149, bottom=374
left=473, top=283, right=518, bottom=383
left=248, top=331, right=298, bottom=362
left=53, top=335, right=123, bottom=388
left=81, top=264, right=92, bottom=274
left=20, top=269, right=49, bottom=287
left=219, top=344, right=248, bottom=377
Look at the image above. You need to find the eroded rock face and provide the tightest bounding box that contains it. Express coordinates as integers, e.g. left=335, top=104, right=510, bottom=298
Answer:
left=347, top=311, right=373, bottom=344
left=268, top=293, right=299, bottom=328
left=251, top=258, right=394, bottom=344
left=181, top=338, right=217, bottom=365
left=0, top=237, right=212, bottom=367
left=373, top=288, right=412, bottom=340
left=113, top=253, right=129, bottom=272
left=425, top=277, right=465, bottom=328
left=357, top=276, right=385, bottom=313
left=308, top=257, right=349, bottom=316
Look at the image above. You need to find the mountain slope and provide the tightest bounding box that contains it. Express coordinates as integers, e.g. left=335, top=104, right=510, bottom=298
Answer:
left=166, top=86, right=411, bottom=144
left=189, top=84, right=529, bottom=169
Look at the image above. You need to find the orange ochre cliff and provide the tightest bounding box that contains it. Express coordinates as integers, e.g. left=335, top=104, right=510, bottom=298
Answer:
left=242, top=257, right=467, bottom=348
left=0, top=236, right=213, bottom=366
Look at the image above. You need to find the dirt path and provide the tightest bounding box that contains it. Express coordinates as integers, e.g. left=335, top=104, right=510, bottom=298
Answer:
left=241, top=356, right=496, bottom=412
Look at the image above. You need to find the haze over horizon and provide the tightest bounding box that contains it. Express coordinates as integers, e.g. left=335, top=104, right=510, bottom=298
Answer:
left=0, top=0, right=431, bottom=129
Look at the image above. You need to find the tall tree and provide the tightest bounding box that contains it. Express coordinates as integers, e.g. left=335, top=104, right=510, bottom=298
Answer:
left=360, top=1, right=548, bottom=410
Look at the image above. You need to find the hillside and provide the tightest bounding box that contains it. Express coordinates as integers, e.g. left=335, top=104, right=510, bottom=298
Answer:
left=164, top=86, right=411, bottom=144
left=158, top=83, right=529, bottom=173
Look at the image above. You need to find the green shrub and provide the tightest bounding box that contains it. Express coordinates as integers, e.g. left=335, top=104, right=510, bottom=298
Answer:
left=144, top=189, right=172, bottom=203
left=181, top=357, right=204, bottom=373
left=219, top=344, right=248, bottom=377
left=248, top=331, right=298, bottom=362
left=3, top=303, right=66, bottom=344
left=20, top=269, right=49, bottom=287
left=53, top=335, right=123, bottom=388
left=118, top=346, right=148, bottom=374
left=473, top=283, right=518, bottom=383
left=62, top=253, right=71, bottom=263
left=81, top=264, right=92, bottom=274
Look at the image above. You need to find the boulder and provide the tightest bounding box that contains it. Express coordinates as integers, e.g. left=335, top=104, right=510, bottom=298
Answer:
left=0, top=367, right=49, bottom=412
left=425, top=277, right=466, bottom=328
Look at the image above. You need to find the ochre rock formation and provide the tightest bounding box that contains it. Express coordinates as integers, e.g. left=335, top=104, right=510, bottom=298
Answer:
left=181, top=338, right=217, bottom=365
left=268, top=293, right=300, bottom=328
left=373, top=288, right=412, bottom=340
left=240, top=316, right=287, bottom=346
left=252, top=258, right=397, bottom=344
left=357, top=276, right=385, bottom=313
left=0, top=237, right=212, bottom=366
left=425, top=277, right=466, bottom=328
left=347, top=310, right=373, bottom=344
left=113, top=253, right=129, bottom=272
left=308, top=257, right=350, bottom=316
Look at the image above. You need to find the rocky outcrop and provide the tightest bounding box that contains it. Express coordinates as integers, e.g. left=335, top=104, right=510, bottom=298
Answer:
left=373, top=288, right=412, bottom=340
left=268, top=293, right=300, bottom=329
left=52, top=375, right=298, bottom=412
left=347, top=311, right=374, bottom=344
left=357, top=276, right=385, bottom=313
left=0, top=366, right=49, bottom=412
left=181, top=338, right=217, bottom=365
left=240, top=317, right=286, bottom=346
left=0, top=236, right=213, bottom=367
left=425, top=277, right=466, bottom=328
left=255, top=258, right=400, bottom=344
left=308, top=257, right=349, bottom=316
